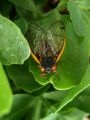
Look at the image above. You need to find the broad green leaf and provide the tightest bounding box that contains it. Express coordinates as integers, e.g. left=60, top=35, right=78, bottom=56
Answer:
left=24, top=97, right=55, bottom=120
left=1, top=94, right=52, bottom=120
left=43, top=88, right=90, bottom=113
left=34, top=0, right=48, bottom=12
left=55, top=64, right=90, bottom=112
left=42, top=90, right=69, bottom=101
left=0, top=15, right=30, bottom=65
left=1, top=94, right=36, bottom=120
left=84, top=12, right=90, bottom=55
left=6, top=62, right=43, bottom=92
left=65, top=86, right=90, bottom=113
left=36, top=10, right=61, bottom=29
left=40, top=108, right=85, bottom=120
left=29, top=57, right=49, bottom=85
left=59, top=108, right=85, bottom=120
left=75, top=0, right=90, bottom=10
left=0, top=0, right=12, bottom=17
left=9, top=0, right=36, bottom=11
left=29, top=99, right=42, bottom=120
left=67, top=1, right=85, bottom=36
left=43, top=19, right=90, bottom=110
left=40, top=113, right=59, bottom=120
left=15, top=18, right=28, bottom=35
left=82, top=11, right=90, bottom=61
left=9, top=0, right=40, bottom=17
left=15, top=6, right=33, bottom=21
left=51, top=21, right=89, bottom=89
left=0, top=61, right=12, bottom=117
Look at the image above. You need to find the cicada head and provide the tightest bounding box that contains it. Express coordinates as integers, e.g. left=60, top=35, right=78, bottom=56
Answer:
left=40, top=56, right=56, bottom=73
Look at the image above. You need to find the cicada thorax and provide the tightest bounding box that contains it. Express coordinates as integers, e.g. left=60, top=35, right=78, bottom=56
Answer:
left=35, top=41, right=57, bottom=73
left=26, top=21, right=65, bottom=73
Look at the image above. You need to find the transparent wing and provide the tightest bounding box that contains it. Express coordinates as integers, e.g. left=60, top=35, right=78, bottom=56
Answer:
left=47, top=21, right=65, bottom=57
left=26, top=23, right=46, bottom=59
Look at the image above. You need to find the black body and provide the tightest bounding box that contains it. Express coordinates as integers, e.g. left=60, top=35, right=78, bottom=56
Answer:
left=41, top=56, right=55, bottom=72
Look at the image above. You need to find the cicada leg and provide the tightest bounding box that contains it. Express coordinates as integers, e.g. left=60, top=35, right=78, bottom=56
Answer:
left=40, top=72, right=46, bottom=78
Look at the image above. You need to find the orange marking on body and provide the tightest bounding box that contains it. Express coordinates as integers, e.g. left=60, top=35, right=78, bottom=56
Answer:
left=31, top=52, right=40, bottom=64
left=40, top=66, right=45, bottom=72
left=56, top=34, right=66, bottom=62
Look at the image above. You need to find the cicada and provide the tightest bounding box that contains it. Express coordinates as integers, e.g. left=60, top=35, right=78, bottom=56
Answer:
left=27, top=21, right=65, bottom=75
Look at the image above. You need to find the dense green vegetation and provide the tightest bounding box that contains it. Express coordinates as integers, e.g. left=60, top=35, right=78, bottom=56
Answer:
left=0, top=0, right=90, bottom=119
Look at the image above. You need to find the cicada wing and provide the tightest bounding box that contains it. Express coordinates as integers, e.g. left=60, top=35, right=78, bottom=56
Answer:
left=47, top=21, right=65, bottom=62
left=26, top=23, right=46, bottom=64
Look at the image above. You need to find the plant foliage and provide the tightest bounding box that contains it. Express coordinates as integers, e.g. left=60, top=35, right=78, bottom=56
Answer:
left=0, top=0, right=90, bottom=119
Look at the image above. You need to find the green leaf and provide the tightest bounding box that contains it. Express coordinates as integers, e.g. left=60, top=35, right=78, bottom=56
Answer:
left=1, top=94, right=36, bottom=120
left=40, top=113, right=59, bottom=120
left=29, top=99, right=42, bottom=120
left=55, top=64, right=90, bottom=112
left=9, top=0, right=40, bottom=17
left=75, top=0, right=90, bottom=10
left=40, top=108, right=85, bottom=120
left=59, top=108, right=85, bottom=120
left=82, top=11, right=90, bottom=60
left=25, top=97, right=56, bottom=120
left=0, top=61, right=13, bottom=117
left=42, top=90, right=69, bottom=101
left=15, top=6, right=33, bottom=21
left=6, top=62, right=43, bottom=92
left=1, top=94, right=52, bottom=120
left=9, top=0, right=36, bottom=11
left=0, top=15, right=30, bottom=65
left=15, top=18, right=28, bottom=35
left=67, top=1, right=85, bottom=36
left=65, top=86, right=90, bottom=113
left=36, top=10, right=61, bottom=29
left=29, top=57, right=49, bottom=85
left=84, top=12, right=90, bottom=56
left=0, top=0, right=12, bottom=17
left=33, top=0, right=48, bottom=12
left=51, top=21, right=89, bottom=89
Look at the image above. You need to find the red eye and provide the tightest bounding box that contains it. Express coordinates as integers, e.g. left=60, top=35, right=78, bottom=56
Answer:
left=40, top=67, right=45, bottom=72
left=52, top=65, right=56, bottom=72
